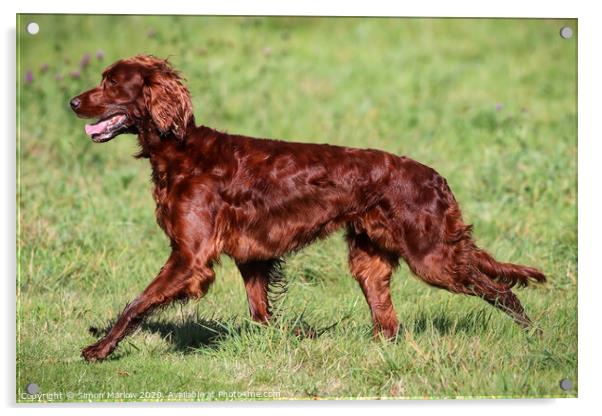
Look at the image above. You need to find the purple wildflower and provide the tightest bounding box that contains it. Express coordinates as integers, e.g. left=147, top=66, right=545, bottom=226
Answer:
left=24, top=70, right=33, bottom=84
left=54, top=73, right=63, bottom=82
left=80, top=53, right=91, bottom=70
left=96, top=50, right=105, bottom=60
left=40, top=63, right=49, bottom=73
left=495, top=103, right=503, bottom=112
left=70, top=70, right=81, bottom=79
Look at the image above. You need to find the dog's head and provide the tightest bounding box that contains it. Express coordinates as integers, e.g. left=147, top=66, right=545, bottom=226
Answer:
left=70, top=55, right=193, bottom=143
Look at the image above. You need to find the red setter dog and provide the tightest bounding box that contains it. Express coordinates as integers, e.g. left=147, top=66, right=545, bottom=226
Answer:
left=70, top=55, right=545, bottom=361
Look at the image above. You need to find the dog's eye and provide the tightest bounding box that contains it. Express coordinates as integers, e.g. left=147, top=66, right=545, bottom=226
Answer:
left=108, top=78, right=118, bottom=86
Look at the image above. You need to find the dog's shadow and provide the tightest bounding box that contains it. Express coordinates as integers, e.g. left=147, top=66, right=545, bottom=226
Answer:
left=143, top=310, right=492, bottom=351
left=88, top=317, right=236, bottom=352
left=89, top=314, right=325, bottom=354
left=408, top=309, right=494, bottom=336
left=142, top=314, right=329, bottom=352
left=142, top=318, right=235, bottom=351
left=88, top=309, right=496, bottom=355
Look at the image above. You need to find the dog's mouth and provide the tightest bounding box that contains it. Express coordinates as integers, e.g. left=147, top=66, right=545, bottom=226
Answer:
left=84, top=113, right=128, bottom=143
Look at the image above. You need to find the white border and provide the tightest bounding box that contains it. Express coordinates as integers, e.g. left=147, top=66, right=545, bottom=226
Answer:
left=3, top=1, right=600, bottom=415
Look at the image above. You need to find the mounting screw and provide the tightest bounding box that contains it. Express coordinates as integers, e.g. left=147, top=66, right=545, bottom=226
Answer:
left=559, top=378, right=573, bottom=391
left=25, top=383, right=39, bottom=395
left=559, top=26, right=573, bottom=39
left=26, top=22, right=40, bottom=35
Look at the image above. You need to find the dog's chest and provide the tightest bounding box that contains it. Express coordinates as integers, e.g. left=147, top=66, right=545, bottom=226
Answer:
left=151, top=170, right=172, bottom=236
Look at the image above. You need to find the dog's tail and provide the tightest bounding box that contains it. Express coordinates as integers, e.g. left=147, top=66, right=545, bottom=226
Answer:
left=445, top=193, right=546, bottom=288
left=443, top=193, right=546, bottom=289
left=471, top=247, right=546, bottom=288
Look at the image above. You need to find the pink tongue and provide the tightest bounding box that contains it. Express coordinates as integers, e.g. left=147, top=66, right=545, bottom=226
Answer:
left=85, top=118, right=113, bottom=136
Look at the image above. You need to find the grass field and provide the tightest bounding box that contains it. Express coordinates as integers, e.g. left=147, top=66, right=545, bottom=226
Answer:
left=16, top=15, right=577, bottom=401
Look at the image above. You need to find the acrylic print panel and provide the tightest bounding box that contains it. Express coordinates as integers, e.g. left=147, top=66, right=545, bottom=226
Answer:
left=16, top=15, right=577, bottom=402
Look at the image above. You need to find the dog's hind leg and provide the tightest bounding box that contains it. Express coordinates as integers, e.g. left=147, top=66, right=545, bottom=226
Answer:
left=401, top=240, right=535, bottom=330
left=468, top=278, right=533, bottom=329
left=237, top=258, right=286, bottom=323
left=347, top=230, right=400, bottom=339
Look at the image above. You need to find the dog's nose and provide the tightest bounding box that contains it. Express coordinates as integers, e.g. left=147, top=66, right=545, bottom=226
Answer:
left=69, top=97, right=81, bottom=110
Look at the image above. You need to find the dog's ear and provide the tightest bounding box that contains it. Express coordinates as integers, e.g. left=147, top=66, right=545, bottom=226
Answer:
left=143, top=64, right=193, bottom=140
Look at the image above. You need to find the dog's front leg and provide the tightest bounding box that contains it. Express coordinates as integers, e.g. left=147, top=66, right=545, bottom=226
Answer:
left=81, top=249, right=216, bottom=362
left=236, top=260, right=280, bottom=323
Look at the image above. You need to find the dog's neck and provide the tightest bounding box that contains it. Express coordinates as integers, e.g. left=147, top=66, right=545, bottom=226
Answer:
left=135, top=125, right=164, bottom=159
left=136, top=119, right=199, bottom=188
left=135, top=118, right=196, bottom=159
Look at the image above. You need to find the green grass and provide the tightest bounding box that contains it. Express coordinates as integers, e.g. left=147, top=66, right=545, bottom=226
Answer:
left=17, top=15, right=577, bottom=401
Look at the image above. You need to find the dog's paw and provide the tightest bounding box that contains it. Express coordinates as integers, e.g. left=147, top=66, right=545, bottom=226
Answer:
left=81, top=341, right=112, bottom=362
